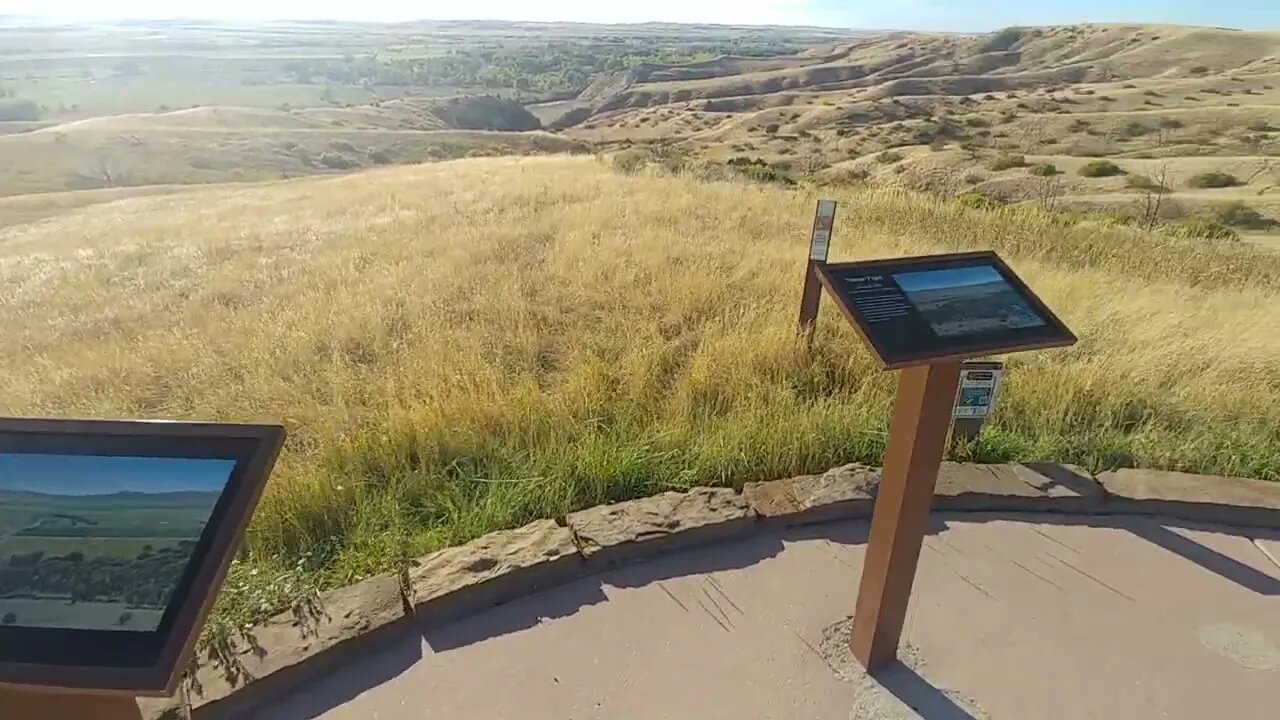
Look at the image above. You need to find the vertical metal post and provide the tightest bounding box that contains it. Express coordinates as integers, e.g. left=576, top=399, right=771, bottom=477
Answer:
left=850, top=361, right=963, bottom=670
left=797, top=200, right=837, bottom=335
left=797, top=260, right=823, bottom=333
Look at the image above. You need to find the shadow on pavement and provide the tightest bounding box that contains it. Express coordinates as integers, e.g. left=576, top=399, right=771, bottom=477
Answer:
left=421, top=530, right=788, bottom=652
left=875, top=661, right=979, bottom=720
left=251, top=508, right=1278, bottom=719
left=1122, top=519, right=1280, bottom=596
left=249, top=619, right=424, bottom=720
left=418, top=578, right=610, bottom=652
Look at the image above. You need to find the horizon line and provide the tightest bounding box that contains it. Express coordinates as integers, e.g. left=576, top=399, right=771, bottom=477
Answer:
left=0, top=15, right=1258, bottom=34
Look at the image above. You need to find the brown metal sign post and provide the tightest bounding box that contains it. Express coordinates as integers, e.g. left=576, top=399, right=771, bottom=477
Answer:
left=849, top=360, right=962, bottom=668
left=810, top=251, right=1076, bottom=671
left=797, top=199, right=838, bottom=335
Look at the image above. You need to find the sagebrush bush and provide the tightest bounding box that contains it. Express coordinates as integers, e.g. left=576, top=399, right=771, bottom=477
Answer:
left=1214, top=201, right=1272, bottom=229
left=1078, top=160, right=1124, bottom=177
left=318, top=152, right=356, bottom=170
left=1125, top=174, right=1166, bottom=191
left=612, top=149, right=652, bottom=174
left=1166, top=216, right=1239, bottom=240
left=986, top=153, right=1027, bottom=171
left=953, top=192, right=1003, bottom=209
left=1187, top=171, right=1240, bottom=189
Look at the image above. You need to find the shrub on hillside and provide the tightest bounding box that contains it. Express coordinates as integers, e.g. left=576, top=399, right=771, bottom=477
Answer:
left=330, top=139, right=358, bottom=153
left=953, top=193, right=1003, bottom=210
left=764, top=123, right=780, bottom=134
left=876, top=150, right=904, bottom=163
left=1125, top=174, right=1167, bottom=191
left=732, top=162, right=796, bottom=186
left=1187, top=171, right=1240, bottom=189
left=612, top=149, right=653, bottom=174
left=1118, top=120, right=1153, bottom=138
left=1030, top=163, right=1059, bottom=177
left=1078, top=160, right=1124, bottom=177
left=1247, top=119, right=1274, bottom=132
left=367, top=148, right=393, bottom=165
left=0, top=98, right=39, bottom=121
left=318, top=152, right=356, bottom=170
left=928, top=138, right=948, bottom=151
left=1159, top=117, right=1184, bottom=129
left=985, top=153, right=1026, bottom=171
left=1166, top=217, right=1239, bottom=241
left=1213, top=201, right=1274, bottom=229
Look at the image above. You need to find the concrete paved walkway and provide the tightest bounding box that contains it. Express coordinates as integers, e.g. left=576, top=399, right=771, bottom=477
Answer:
left=253, top=513, right=1280, bottom=720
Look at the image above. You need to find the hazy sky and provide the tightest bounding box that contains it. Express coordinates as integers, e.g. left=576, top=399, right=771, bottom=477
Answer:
left=0, top=454, right=234, bottom=495
left=3, top=1, right=1278, bottom=32
left=894, top=266, right=1007, bottom=293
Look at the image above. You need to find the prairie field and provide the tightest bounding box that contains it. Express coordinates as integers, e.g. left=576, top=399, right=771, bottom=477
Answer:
left=1, top=155, right=1278, bottom=629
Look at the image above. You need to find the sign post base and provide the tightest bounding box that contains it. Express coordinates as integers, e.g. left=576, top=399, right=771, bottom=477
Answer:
left=850, top=361, right=962, bottom=671
left=0, top=686, right=143, bottom=720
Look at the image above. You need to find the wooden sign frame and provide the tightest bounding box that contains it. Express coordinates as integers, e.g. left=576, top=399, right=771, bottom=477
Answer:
left=814, top=250, right=1076, bottom=369
left=0, top=418, right=285, bottom=697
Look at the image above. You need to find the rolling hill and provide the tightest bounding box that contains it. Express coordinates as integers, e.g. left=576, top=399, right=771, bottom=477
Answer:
left=552, top=24, right=1280, bottom=241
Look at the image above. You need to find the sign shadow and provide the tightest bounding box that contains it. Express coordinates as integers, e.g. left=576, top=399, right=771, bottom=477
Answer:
left=873, top=661, right=980, bottom=720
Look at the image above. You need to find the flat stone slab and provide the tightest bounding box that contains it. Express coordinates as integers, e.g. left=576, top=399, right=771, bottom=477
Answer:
left=410, top=519, right=583, bottom=623
left=934, top=462, right=1104, bottom=512
left=1098, top=468, right=1280, bottom=528
left=567, top=487, right=754, bottom=567
left=743, top=463, right=879, bottom=525
left=191, top=573, right=408, bottom=718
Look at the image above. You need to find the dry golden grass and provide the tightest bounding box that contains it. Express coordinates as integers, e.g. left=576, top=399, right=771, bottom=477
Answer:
left=2, top=155, right=1278, bottom=628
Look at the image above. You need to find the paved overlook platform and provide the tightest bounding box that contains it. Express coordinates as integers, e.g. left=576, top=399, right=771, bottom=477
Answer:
left=163, top=465, right=1280, bottom=720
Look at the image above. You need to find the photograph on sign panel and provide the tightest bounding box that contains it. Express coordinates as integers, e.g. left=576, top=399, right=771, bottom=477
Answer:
left=892, top=266, right=1046, bottom=338
left=958, top=386, right=994, bottom=411
left=0, top=454, right=233, bottom=632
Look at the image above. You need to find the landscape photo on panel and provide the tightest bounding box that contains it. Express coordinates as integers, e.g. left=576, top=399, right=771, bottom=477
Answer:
left=891, top=265, right=1047, bottom=338
left=0, top=454, right=234, bottom=632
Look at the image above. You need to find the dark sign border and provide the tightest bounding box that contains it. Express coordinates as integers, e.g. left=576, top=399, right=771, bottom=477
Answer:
left=0, top=418, right=284, bottom=696
left=815, top=251, right=1077, bottom=369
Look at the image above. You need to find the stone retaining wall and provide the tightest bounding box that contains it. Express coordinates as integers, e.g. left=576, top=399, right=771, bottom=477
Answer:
left=143, top=463, right=1280, bottom=719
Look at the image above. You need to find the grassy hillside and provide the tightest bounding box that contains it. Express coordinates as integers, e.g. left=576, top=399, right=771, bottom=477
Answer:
left=0, top=100, right=586, bottom=196
left=2, top=156, right=1278, bottom=630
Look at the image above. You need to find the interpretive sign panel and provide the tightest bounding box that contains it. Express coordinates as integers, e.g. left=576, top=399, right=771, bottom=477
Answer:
left=0, top=418, right=284, bottom=696
left=815, top=251, right=1076, bottom=369
left=953, top=362, right=1003, bottom=419
left=808, top=199, right=838, bottom=261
